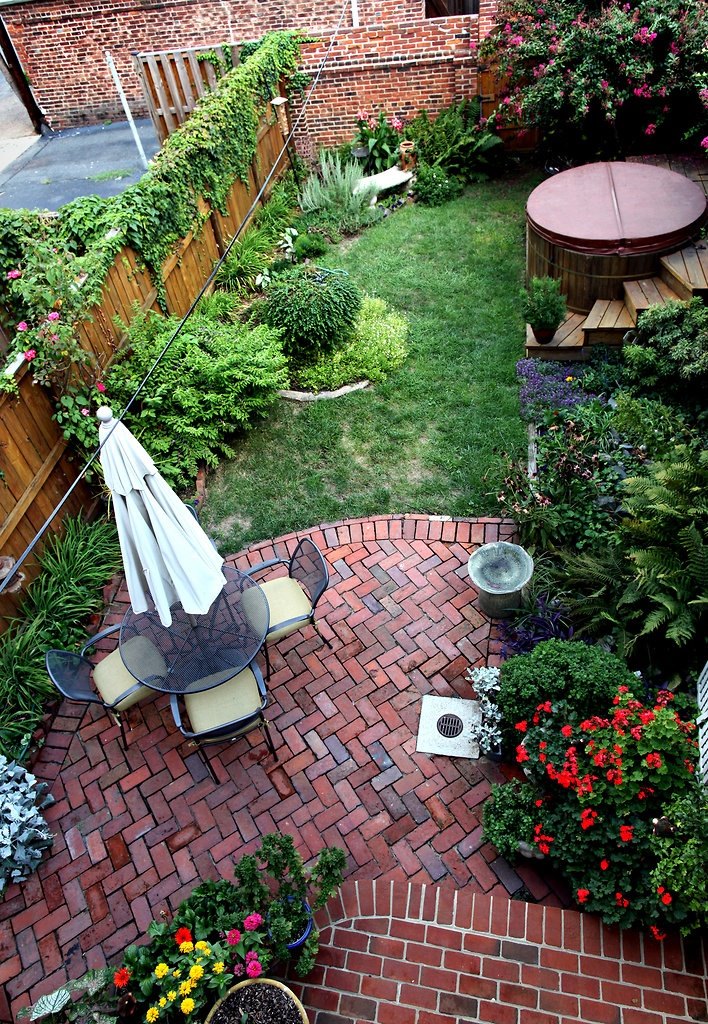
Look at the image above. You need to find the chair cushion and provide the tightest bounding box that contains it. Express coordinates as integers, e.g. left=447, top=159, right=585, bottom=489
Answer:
left=93, top=637, right=165, bottom=711
left=258, top=576, right=312, bottom=643
left=184, top=667, right=263, bottom=735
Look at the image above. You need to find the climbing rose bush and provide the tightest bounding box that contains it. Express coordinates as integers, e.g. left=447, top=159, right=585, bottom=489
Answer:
left=480, top=0, right=708, bottom=157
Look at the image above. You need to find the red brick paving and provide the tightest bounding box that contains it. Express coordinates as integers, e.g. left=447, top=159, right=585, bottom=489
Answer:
left=2, top=515, right=705, bottom=1023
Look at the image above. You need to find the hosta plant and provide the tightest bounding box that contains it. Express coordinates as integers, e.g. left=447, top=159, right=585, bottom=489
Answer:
left=0, top=755, right=54, bottom=892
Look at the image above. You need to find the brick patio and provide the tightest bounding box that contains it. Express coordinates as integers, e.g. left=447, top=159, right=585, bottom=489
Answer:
left=1, top=515, right=705, bottom=1024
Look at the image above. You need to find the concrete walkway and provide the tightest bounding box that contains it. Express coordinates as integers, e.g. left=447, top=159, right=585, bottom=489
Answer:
left=1, top=515, right=705, bottom=1024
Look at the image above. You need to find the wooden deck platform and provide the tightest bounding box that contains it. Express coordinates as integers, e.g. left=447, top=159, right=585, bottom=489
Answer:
left=525, top=312, right=588, bottom=360
left=660, top=244, right=708, bottom=300
left=584, top=298, right=635, bottom=344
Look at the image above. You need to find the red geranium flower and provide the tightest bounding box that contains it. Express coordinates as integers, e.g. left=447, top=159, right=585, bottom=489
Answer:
left=600, top=859, right=610, bottom=871
left=619, top=825, right=634, bottom=843
left=515, top=720, right=528, bottom=733
left=645, top=753, right=662, bottom=769
left=114, top=968, right=131, bottom=989
left=175, top=927, right=193, bottom=946
left=650, top=925, right=666, bottom=941
left=577, top=888, right=590, bottom=904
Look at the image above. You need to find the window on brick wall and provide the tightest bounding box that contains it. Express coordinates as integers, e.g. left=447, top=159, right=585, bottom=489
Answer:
left=425, top=0, right=479, bottom=16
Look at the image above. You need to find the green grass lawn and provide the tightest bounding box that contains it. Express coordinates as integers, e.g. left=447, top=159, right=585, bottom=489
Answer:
left=204, top=171, right=538, bottom=553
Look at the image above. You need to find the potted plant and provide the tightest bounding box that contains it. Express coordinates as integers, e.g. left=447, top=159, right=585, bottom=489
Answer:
left=230, top=833, right=346, bottom=976
left=466, top=665, right=503, bottom=759
left=521, top=276, right=567, bottom=343
left=205, top=978, right=308, bottom=1024
left=482, top=779, right=541, bottom=860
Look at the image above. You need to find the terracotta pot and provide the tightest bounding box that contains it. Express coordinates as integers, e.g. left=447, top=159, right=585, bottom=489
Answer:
left=205, top=979, right=309, bottom=1024
left=531, top=326, right=556, bottom=344
left=399, top=140, right=416, bottom=170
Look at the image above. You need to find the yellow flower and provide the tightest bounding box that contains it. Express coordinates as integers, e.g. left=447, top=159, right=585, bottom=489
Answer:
left=173, top=970, right=181, bottom=978
left=179, top=981, right=193, bottom=996
left=179, top=941, right=194, bottom=953
left=146, top=1010, right=159, bottom=1023
left=167, top=992, right=177, bottom=1002
left=194, top=941, right=209, bottom=952
left=158, top=999, right=167, bottom=1009
left=189, top=965, right=204, bottom=982
left=180, top=999, right=195, bottom=1015
left=565, top=375, right=574, bottom=382
left=154, top=963, right=169, bottom=979
left=212, top=962, right=225, bottom=975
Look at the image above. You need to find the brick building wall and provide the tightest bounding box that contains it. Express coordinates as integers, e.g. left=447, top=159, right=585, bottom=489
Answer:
left=0, top=0, right=499, bottom=146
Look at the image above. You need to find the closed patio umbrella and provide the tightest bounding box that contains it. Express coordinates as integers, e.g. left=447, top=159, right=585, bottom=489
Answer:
left=97, top=406, right=226, bottom=626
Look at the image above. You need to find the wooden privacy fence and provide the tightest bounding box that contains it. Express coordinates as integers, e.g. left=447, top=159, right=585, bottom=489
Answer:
left=0, top=108, right=289, bottom=627
left=133, top=43, right=240, bottom=144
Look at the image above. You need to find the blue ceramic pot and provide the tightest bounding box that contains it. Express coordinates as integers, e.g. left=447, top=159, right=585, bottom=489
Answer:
left=268, top=897, right=313, bottom=950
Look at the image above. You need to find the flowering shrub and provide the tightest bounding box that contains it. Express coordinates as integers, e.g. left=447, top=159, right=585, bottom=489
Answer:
left=353, top=109, right=405, bottom=173
left=413, top=164, right=463, bottom=206
left=480, top=0, right=708, bottom=158
left=513, top=685, right=700, bottom=931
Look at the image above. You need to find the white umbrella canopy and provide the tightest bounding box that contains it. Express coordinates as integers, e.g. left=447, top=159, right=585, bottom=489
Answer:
left=97, top=406, right=226, bottom=627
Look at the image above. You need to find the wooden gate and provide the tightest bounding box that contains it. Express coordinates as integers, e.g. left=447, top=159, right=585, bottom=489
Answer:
left=478, top=63, right=540, bottom=153
left=132, top=43, right=240, bottom=144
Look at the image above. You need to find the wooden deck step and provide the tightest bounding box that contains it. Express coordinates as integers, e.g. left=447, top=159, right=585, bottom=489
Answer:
left=623, top=276, right=683, bottom=321
left=525, top=312, right=588, bottom=361
left=660, top=244, right=708, bottom=301
left=583, top=299, right=635, bottom=345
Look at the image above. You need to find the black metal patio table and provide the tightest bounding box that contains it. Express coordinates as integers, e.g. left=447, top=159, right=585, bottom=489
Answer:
left=119, top=565, right=269, bottom=694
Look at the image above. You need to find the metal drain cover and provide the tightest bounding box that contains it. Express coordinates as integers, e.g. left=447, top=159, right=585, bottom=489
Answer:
left=437, top=713, right=463, bottom=738
left=416, top=695, right=482, bottom=759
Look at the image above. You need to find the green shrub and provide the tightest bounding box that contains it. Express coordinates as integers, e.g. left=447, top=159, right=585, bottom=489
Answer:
left=498, top=639, right=636, bottom=737
left=259, top=266, right=362, bottom=363
left=482, top=779, right=538, bottom=861
left=294, top=232, right=329, bottom=261
left=0, top=517, right=121, bottom=760
left=610, top=393, right=703, bottom=458
left=298, top=152, right=379, bottom=237
left=413, top=164, right=462, bottom=206
left=295, top=296, right=408, bottom=392
left=624, top=298, right=708, bottom=408
left=650, top=785, right=708, bottom=935
left=407, top=100, right=503, bottom=181
left=108, top=309, right=288, bottom=488
left=215, top=225, right=275, bottom=293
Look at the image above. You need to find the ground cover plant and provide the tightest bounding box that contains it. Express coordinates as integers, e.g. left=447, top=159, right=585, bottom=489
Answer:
left=203, top=174, right=533, bottom=552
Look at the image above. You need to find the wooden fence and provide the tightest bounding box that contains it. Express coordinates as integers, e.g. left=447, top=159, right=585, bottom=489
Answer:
left=132, top=43, right=240, bottom=145
left=0, top=109, right=289, bottom=626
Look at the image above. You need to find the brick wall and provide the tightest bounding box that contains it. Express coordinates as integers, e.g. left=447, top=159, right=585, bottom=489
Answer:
left=1, top=0, right=496, bottom=145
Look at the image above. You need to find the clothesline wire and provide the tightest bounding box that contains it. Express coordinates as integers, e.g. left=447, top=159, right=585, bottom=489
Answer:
left=0, top=1, right=352, bottom=597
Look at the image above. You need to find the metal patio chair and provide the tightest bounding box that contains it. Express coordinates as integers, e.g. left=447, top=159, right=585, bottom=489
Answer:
left=169, top=661, right=277, bottom=782
left=242, top=537, right=332, bottom=680
left=45, top=624, right=162, bottom=742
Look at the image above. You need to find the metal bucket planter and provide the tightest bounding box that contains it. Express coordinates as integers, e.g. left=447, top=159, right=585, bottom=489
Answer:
left=467, top=542, right=534, bottom=618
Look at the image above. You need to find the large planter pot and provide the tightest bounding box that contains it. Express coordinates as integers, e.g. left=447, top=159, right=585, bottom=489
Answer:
left=530, top=325, right=556, bottom=344
left=205, top=979, right=309, bottom=1024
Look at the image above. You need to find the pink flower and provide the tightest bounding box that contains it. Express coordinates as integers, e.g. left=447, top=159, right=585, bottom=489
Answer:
left=243, top=913, right=263, bottom=932
left=468, top=39, right=477, bottom=51
left=47, top=311, right=60, bottom=322
left=232, top=963, right=245, bottom=977
left=246, top=960, right=262, bottom=979
left=96, top=381, right=106, bottom=393
left=390, top=116, right=403, bottom=132
left=600, top=80, right=609, bottom=90
left=226, top=929, right=242, bottom=946
left=16, top=321, right=28, bottom=332
left=245, top=951, right=259, bottom=962
left=24, top=348, right=36, bottom=361
left=6, top=269, right=20, bottom=280
left=645, top=123, right=656, bottom=136
left=81, top=408, right=90, bottom=417
left=701, top=137, right=708, bottom=150
left=356, top=109, right=368, bottom=122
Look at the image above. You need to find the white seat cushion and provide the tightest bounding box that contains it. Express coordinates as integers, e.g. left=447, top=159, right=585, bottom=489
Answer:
left=184, top=667, right=262, bottom=734
left=92, top=636, right=165, bottom=710
left=258, top=576, right=312, bottom=642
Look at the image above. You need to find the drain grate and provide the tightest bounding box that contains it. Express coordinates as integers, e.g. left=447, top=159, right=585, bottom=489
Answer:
left=437, top=713, right=464, bottom=739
